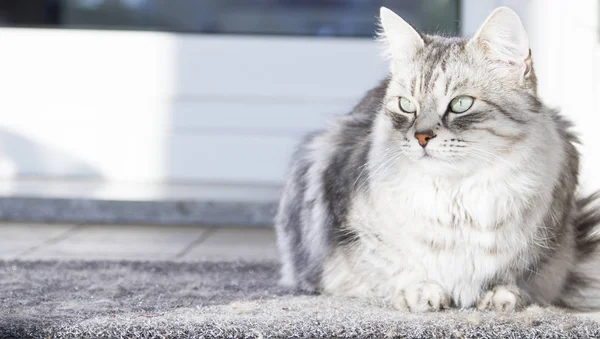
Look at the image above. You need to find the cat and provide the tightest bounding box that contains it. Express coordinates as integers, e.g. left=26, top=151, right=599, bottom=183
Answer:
left=274, top=6, right=600, bottom=312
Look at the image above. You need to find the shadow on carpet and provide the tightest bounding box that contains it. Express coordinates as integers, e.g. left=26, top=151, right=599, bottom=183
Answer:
left=1, top=260, right=599, bottom=338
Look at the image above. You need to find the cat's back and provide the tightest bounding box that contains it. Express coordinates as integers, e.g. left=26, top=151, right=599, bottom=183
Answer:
left=274, top=79, right=387, bottom=290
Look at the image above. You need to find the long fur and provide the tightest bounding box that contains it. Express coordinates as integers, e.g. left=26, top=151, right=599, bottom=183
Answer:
left=275, top=8, right=600, bottom=311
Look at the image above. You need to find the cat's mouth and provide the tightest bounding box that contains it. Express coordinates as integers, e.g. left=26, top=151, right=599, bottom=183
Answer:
left=420, top=150, right=447, bottom=162
left=418, top=152, right=437, bottom=162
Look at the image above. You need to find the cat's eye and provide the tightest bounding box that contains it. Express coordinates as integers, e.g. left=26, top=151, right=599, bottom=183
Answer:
left=449, top=96, right=474, bottom=114
left=399, top=97, right=417, bottom=114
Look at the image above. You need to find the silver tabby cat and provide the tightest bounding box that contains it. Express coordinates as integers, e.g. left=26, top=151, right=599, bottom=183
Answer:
left=275, top=6, right=600, bottom=312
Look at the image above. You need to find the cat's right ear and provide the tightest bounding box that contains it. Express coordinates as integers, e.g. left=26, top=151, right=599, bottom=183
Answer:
left=377, top=7, right=424, bottom=63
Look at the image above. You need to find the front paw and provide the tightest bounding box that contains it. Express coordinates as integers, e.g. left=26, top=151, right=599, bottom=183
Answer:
left=477, top=285, right=522, bottom=312
left=393, top=282, right=451, bottom=312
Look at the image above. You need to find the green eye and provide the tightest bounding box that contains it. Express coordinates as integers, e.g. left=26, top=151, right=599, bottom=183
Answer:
left=399, top=97, right=417, bottom=113
left=450, top=96, right=474, bottom=113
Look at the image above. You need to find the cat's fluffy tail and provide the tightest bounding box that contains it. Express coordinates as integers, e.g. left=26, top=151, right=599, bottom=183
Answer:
left=559, top=192, right=600, bottom=310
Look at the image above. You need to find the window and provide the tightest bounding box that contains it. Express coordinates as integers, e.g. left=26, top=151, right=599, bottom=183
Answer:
left=0, top=0, right=460, bottom=37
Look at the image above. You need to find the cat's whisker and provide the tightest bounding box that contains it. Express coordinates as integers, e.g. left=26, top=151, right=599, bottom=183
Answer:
left=353, top=146, right=395, bottom=189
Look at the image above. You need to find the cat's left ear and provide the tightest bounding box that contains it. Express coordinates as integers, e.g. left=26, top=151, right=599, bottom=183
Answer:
left=469, top=7, right=532, bottom=76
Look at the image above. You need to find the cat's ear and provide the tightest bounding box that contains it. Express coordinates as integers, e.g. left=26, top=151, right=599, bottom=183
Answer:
left=469, top=7, right=530, bottom=66
left=377, top=7, right=424, bottom=61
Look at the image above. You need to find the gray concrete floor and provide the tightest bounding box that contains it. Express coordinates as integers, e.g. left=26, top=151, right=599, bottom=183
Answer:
left=0, top=223, right=278, bottom=262
left=2, top=222, right=600, bottom=321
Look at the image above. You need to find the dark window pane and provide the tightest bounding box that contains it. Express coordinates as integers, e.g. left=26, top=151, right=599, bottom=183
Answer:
left=0, top=0, right=61, bottom=26
left=0, top=0, right=460, bottom=37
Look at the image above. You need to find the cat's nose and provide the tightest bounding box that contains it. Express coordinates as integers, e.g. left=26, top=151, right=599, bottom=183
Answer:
left=414, top=130, right=436, bottom=147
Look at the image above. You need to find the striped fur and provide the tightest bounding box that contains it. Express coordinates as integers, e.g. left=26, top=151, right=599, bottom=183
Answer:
left=275, top=7, right=600, bottom=312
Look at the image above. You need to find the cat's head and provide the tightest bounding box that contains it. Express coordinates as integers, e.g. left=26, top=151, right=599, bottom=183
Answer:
left=375, top=7, right=542, bottom=177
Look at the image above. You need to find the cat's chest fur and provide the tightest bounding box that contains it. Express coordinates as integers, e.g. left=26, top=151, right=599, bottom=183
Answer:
left=348, top=169, right=538, bottom=306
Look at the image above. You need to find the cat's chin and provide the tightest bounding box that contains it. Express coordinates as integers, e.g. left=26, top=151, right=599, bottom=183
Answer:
left=409, top=151, right=452, bottom=164
left=411, top=153, right=478, bottom=178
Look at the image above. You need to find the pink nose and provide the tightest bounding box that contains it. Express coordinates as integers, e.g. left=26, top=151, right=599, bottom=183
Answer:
left=414, top=131, right=436, bottom=147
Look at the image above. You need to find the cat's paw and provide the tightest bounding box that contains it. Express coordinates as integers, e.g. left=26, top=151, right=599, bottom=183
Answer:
left=393, top=282, right=451, bottom=312
left=477, top=285, right=522, bottom=312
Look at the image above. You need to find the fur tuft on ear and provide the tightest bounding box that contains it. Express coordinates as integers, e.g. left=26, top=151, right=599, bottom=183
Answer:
left=469, top=7, right=529, bottom=64
left=376, top=7, right=424, bottom=62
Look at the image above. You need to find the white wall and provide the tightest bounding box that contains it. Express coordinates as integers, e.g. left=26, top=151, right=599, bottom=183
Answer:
left=0, top=30, right=386, bottom=200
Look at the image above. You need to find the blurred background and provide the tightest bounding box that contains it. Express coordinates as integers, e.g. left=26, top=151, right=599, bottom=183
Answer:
left=0, top=0, right=597, bottom=227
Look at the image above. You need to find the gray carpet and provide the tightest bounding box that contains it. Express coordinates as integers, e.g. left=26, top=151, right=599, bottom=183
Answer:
left=1, top=260, right=599, bottom=339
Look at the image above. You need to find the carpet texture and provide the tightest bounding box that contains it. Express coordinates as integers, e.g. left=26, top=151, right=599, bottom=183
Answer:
left=1, top=260, right=600, bottom=338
